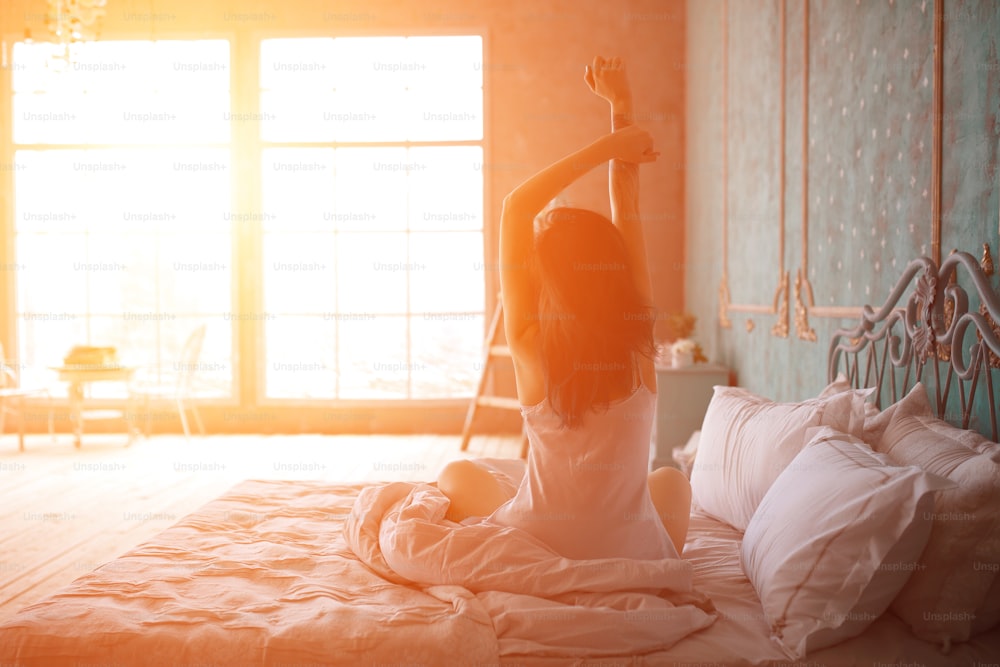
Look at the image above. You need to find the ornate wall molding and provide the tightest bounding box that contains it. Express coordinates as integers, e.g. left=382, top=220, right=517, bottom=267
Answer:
left=794, top=268, right=817, bottom=341
left=771, top=270, right=790, bottom=338
left=796, top=0, right=816, bottom=339
left=719, top=0, right=788, bottom=337
left=718, top=278, right=731, bottom=329
left=932, top=0, right=943, bottom=265
left=719, top=0, right=732, bottom=330
left=804, top=0, right=942, bottom=323
left=720, top=1, right=950, bottom=332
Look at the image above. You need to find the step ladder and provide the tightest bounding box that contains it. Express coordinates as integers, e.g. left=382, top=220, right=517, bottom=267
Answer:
left=460, top=298, right=530, bottom=459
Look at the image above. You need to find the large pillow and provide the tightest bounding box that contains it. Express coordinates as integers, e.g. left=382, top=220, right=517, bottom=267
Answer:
left=689, top=386, right=867, bottom=530
left=860, top=380, right=934, bottom=444
left=741, top=427, right=953, bottom=659
left=869, top=384, right=1000, bottom=646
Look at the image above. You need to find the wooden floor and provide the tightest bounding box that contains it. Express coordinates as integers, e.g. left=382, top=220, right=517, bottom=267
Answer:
left=0, top=430, right=522, bottom=623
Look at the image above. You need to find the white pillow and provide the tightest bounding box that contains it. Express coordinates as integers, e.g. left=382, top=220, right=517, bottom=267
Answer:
left=689, top=386, right=867, bottom=530
left=816, top=372, right=853, bottom=399
left=741, top=427, right=953, bottom=659
left=869, top=384, right=1000, bottom=646
left=818, top=373, right=879, bottom=416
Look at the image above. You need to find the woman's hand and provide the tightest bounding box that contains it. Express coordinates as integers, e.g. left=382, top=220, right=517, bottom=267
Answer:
left=584, top=55, right=632, bottom=107
left=604, top=125, right=659, bottom=164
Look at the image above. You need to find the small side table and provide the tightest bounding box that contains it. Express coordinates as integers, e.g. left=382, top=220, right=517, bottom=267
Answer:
left=651, top=363, right=730, bottom=470
left=51, top=365, right=137, bottom=448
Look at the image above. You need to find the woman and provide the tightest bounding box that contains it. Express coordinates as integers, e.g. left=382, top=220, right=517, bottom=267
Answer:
left=438, top=56, right=691, bottom=560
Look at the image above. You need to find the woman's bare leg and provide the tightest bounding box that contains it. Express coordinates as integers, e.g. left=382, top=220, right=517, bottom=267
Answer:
left=648, top=466, right=692, bottom=555
left=437, top=460, right=511, bottom=523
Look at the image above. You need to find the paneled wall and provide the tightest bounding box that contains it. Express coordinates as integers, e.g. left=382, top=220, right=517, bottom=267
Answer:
left=686, top=0, right=999, bottom=401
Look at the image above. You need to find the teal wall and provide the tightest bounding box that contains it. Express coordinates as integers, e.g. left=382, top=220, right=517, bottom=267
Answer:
left=685, top=0, right=999, bottom=402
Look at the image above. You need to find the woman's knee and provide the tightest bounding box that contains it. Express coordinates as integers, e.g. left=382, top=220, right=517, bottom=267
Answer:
left=437, top=459, right=480, bottom=495
left=648, top=466, right=692, bottom=552
left=437, top=459, right=508, bottom=522
left=649, top=466, right=691, bottom=505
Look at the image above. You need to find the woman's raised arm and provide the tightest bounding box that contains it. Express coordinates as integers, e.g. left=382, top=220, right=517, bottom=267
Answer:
left=499, top=126, right=658, bottom=403
left=585, top=56, right=654, bottom=308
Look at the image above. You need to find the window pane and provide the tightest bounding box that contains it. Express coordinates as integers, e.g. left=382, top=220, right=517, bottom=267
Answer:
left=84, top=234, right=158, bottom=315
left=261, top=87, right=481, bottom=142
left=409, top=232, right=484, bottom=313
left=158, top=233, right=232, bottom=314
left=260, top=36, right=481, bottom=143
left=331, top=37, right=408, bottom=88
left=259, top=38, right=335, bottom=90
left=408, top=146, right=483, bottom=231
left=261, top=89, right=409, bottom=143
left=15, top=233, right=89, bottom=314
left=13, top=40, right=230, bottom=144
left=263, top=232, right=336, bottom=314
left=331, top=148, right=408, bottom=232
left=15, top=148, right=231, bottom=234
left=336, top=233, right=408, bottom=315
left=338, top=316, right=408, bottom=399
left=262, top=148, right=335, bottom=233
left=411, top=315, right=483, bottom=397
left=14, top=90, right=230, bottom=144
left=16, top=315, right=84, bottom=391
left=150, top=40, right=230, bottom=91
left=265, top=316, right=337, bottom=399
left=13, top=41, right=154, bottom=92
left=405, top=89, right=483, bottom=142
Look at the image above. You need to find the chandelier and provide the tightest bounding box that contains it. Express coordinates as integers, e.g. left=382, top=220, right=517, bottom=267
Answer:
left=39, top=0, right=107, bottom=67
left=47, top=0, right=107, bottom=44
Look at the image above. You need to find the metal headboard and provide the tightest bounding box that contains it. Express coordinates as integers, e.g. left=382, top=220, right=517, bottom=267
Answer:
left=828, top=250, right=1000, bottom=440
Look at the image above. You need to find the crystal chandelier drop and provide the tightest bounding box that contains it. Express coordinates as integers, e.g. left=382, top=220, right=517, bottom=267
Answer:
left=46, top=0, right=107, bottom=61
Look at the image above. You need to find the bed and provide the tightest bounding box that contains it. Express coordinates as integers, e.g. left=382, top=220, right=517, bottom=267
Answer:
left=1, top=251, right=999, bottom=666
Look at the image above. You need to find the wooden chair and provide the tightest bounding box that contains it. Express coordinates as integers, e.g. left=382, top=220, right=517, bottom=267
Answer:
left=128, top=324, right=207, bottom=439
left=0, top=342, right=54, bottom=452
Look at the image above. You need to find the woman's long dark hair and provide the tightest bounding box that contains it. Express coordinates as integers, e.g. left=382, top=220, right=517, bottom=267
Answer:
left=534, top=207, right=656, bottom=429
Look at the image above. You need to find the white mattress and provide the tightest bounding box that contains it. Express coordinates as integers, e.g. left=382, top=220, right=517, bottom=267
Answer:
left=0, top=480, right=996, bottom=666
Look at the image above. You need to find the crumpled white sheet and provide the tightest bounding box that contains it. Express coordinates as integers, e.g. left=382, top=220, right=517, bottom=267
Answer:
left=344, top=480, right=717, bottom=657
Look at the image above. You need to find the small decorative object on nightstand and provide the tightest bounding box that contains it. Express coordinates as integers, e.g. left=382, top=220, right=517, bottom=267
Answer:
left=667, top=339, right=697, bottom=368
left=650, top=362, right=730, bottom=472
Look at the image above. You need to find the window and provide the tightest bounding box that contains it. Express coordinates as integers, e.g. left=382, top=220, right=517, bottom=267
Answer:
left=12, top=40, right=232, bottom=398
left=7, top=35, right=485, bottom=407
left=259, top=36, right=485, bottom=399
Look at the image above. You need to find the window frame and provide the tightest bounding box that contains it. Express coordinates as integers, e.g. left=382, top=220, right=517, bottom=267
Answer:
left=0, top=26, right=493, bottom=434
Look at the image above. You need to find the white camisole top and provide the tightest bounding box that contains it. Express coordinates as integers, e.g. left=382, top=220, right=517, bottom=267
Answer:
left=487, top=385, right=679, bottom=561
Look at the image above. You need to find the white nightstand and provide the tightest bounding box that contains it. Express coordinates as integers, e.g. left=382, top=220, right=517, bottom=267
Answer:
left=650, top=363, right=730, bottom=470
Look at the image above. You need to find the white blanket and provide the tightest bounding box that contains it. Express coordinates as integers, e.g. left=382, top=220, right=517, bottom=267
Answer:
left=344, top=481, right=717, bottom=657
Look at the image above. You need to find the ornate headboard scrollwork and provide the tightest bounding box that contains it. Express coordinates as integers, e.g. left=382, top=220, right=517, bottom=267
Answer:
left=828, top=250, right=1000, bottom=440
